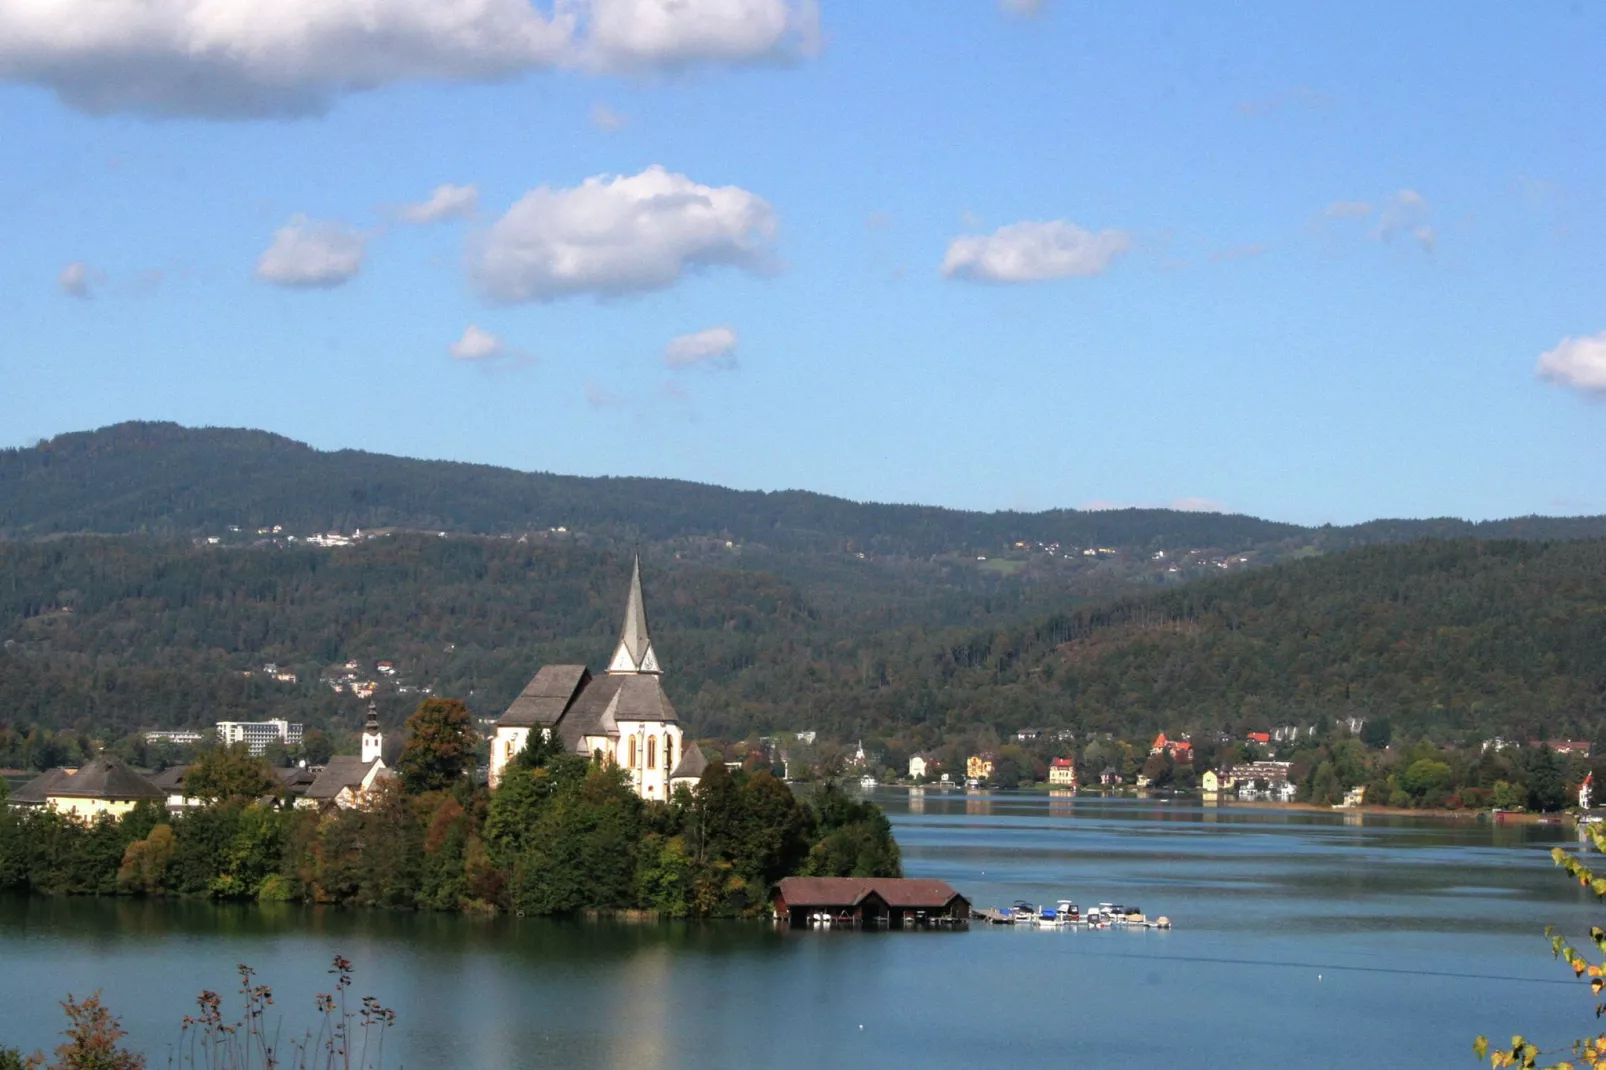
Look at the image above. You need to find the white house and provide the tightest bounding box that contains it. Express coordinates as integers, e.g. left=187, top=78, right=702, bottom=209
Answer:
left=908, top=755, right=929, bottom=780
left=488, top=556, right=691, bottom=801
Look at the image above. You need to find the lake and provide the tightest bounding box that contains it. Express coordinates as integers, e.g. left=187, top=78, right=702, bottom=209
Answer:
left=1, top=791, right=1599, bottom=1069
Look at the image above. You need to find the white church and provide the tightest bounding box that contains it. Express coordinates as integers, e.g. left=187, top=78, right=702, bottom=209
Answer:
left=488, top=556, right=706, bottom=799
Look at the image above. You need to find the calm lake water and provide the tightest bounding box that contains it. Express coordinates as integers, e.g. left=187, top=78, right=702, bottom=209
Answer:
left=2, top=791, right=1601, bottom=1068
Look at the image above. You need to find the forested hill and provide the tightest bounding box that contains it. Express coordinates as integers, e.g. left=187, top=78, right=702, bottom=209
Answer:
left=7, top=421, right=1604, bottom=554
left=3, top=533, right=1605, bottom=749
left=0, top=422, right=1296, bottom=553
left=891, top=538, right=1606, bottom=745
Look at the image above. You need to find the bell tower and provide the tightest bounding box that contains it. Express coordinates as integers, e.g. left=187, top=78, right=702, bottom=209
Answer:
left=361, top=702, right=383, bottom=764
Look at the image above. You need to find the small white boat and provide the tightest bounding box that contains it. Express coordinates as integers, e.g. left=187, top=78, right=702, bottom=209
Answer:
left=858, top=774, right=878, bottom=788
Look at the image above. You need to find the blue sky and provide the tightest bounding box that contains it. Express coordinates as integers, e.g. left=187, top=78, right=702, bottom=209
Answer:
left=2, top=0, right=1602, bottom=525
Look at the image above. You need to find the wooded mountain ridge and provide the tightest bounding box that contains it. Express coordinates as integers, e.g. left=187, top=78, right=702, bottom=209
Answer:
left=3, top=533, right=1603, bottom=750
left=5, top=422, right=1604, bottom=556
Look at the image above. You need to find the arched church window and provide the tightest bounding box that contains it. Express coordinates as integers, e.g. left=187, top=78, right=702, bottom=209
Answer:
left=648, top=736, right=657, bottom=770
left=628, top=737, right=637, bottom=767
left=665, top=736, right=674, bottom=771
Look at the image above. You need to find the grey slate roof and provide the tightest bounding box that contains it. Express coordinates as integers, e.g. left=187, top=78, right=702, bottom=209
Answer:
left=39, top=757, right=164, bottom=801
left=497, top=665, right=590, bottom=728
left=147, top=765, right=190, bottom=792
left=669, top=740, right=708, bottom=781
left=10, top=767, right=71, bottom=805
left=610, top=555, right=659, bottom=673
left=304, top=757, right=381, bottom=801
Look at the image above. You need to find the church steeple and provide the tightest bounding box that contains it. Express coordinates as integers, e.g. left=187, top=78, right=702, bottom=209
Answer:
left=607, top=555, right=661, bottom=674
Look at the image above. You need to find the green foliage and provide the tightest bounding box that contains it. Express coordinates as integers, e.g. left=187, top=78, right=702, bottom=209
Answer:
left=1477, top=826, right=1606, bottom=1068
left=185, top=745, right=280, bottom=805
left=396, top=699, right=475, bottom=794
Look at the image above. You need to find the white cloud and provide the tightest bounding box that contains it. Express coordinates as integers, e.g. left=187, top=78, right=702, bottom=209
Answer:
left=590, top=102, right=627, bottom=131
left=1324, top=200, right=1373, bottom=219
left=472, top=164, right=777, bottom=302
left=1377, top=189, right=1434, bottom=252
left=0, top=0, right=575, bottom=118
left=255, top=215, right=366, bottom=288
left=580, top=0, right=820, bottom=71
left=58, top=261, right=91, bottom=298
left=942, top=220, right=1130, bottom=283
left=0, top=0, right=822, bottom=118
left=400, top=184, right=478, bottom=224
left=448, top=324, right=504, bottom=360
left=1536, top=332, right=1606, bottom=397
left=665, top=325, right=738, bottom=369
left=1170, top=497, right=1226, bottom=514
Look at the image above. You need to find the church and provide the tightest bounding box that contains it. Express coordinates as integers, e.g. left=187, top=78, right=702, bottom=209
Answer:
left=488, top=556, right=706, bottom=799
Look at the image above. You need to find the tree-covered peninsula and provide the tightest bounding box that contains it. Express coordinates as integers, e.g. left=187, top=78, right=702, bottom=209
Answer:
left=0, top=701, right=901, bottom=916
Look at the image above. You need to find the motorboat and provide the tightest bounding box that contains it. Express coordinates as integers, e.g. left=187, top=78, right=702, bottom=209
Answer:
left=1056, top=899, right=1079, bottom=923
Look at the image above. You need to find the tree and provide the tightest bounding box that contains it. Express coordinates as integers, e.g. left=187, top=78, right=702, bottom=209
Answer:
left=1525, top=748, right=1570, bottom=813
left=49, top=992, right=145, bottom=1070
left=1478, top=825, right=1606, bottom=1067
left=298, top=730, right=334, bottom=766
left=184, top=745, right=279, bottom=805
left=396, top=698, right=476, bottom=794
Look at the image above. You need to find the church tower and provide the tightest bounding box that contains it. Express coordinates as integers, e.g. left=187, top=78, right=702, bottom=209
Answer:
left=607, top=554, right=661, bottom=674
left=361, top=702, right=383, bottom=764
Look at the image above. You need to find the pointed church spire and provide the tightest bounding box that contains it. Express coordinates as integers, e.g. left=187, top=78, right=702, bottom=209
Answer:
left=608, top=554, right=661, bottom=674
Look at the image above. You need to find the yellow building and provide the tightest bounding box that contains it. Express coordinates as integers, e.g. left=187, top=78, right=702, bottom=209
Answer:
left=1201, top=770, right=1220, bottom=793
left=1048, top=758, right=1077, bottom=786
left=966, top=754, right=995, bottom=781
left=11, top=756, right=165, bottom=820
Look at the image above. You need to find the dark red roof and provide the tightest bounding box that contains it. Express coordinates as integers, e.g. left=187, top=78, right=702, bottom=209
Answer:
left=774, top=877, right=965, bottom=909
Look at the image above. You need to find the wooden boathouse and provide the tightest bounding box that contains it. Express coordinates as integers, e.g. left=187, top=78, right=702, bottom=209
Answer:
left=772, top=877, right=970, bottom=928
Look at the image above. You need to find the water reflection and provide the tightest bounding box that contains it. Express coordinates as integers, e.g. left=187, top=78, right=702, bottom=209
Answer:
left=0, top=793, right=1597, bottom=1070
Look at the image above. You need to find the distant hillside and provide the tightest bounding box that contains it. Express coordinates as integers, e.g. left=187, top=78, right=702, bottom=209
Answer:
left=3, top=533, right=1605, bottom=749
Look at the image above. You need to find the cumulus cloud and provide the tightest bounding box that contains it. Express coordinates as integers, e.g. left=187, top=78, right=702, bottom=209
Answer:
left=665, top=325, right=738, bottom=369
left=0, top=0, right=575, bottom=118
left=942, top=220, right=1130, bottom=283
left=472, top=164, right=777, bottom=302
left=1536, top=332, right=1606, bottom=397
left=0, top=0, right=822, bottom=118
left=580, top=0, right=820, bottom=71
left=400, top=184, right=478, bottom=224
left=255, top=215, right=366, bottom=288
left=590, top=102, right=627, bottom=131
left=447, top=324, right=500, bottom=360
left=58, top=261, right=91, bottom=298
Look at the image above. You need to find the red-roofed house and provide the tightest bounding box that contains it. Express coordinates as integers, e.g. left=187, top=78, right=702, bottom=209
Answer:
left=1049, top=758, right=1077, bottom=787
left=1247, top=732, right=1271, bottom=746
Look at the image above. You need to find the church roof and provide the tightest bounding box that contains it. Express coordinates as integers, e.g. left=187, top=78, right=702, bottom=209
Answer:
left=555, top=673, right=679, bottom=752
left=304, top=757, right=384, bottom=800
left=608, top=555, right=660, bottom=674
left=669, top=740, right=708, bottom=781
left=497, top=665, right=591, bottom=728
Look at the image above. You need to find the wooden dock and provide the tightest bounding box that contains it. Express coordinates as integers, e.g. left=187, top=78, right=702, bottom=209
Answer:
left=972, top=907, right=1016, bottom=924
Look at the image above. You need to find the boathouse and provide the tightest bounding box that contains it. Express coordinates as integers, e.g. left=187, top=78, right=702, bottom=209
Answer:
left=772, top=877, right=970, bottom=928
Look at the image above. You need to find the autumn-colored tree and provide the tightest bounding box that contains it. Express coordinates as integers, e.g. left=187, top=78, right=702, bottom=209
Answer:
left=49, top=992, right=145, bottom=1070
left=1478, top=825, right=1606, bottom=1068
left=396, top=698, right=475, bottom=794
left=184, top=745, right=280, bottom=806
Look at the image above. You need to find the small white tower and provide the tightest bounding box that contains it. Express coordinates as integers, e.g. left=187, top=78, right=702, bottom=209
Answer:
left=361, top=702, right=383, bottom=764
